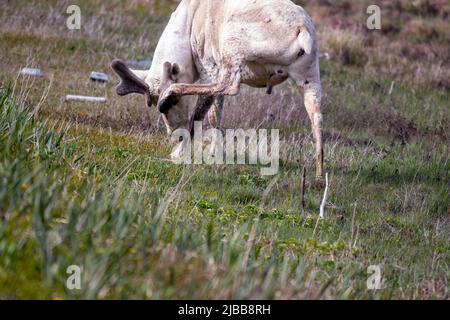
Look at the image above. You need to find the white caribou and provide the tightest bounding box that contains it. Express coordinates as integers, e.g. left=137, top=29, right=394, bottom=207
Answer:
left=111, top=0, right=324, bottom=178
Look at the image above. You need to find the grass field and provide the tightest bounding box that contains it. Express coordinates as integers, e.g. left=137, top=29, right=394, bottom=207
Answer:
left=0, top=0, right=449, bottom=299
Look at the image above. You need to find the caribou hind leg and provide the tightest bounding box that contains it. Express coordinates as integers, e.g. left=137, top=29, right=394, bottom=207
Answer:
left=189, top=95, right=215, bottom=136
left=208, top=96, right=224, bottom=130
left=189, top=95, right=224, bottom=135
left=186, top=95, right=225, bottom=159
left=296, top=80, right=324, bottom=180
left=158, top=64, right=242, bottom=114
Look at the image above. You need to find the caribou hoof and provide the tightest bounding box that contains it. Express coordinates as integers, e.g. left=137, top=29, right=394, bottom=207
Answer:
left=158, top=90, right=180, bottom=114
left=170, top=141, right=188, bottom=164
left=311, top=176, right=325, bottom=189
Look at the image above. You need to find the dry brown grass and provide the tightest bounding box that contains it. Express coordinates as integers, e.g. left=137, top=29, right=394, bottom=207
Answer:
left=305, top=0, right=450, bottom=88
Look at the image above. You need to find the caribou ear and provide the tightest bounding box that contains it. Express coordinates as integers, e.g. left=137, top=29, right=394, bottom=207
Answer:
left=158, top=62, right=182, bottom=113
left=171, top=63, right=180, bottom=80
left=111, top=59, right=153, bottom=107
left=162, top=61, right=181, bottom=82
left=161, top=61, right=173, bottom=83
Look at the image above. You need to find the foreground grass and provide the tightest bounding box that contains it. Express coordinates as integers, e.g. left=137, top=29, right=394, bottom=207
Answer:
left=0, top=0, right=448, bottom=300
left=0, top=87, right=448, bottom=299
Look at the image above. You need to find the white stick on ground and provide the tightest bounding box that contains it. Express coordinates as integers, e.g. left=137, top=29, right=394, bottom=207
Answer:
left=65, top=95, right=107, bottom=103
left=388, top=81, right=395, bottom=95
left=300, top=166, right=307, bottom=217
left=319, top=173, right=329, bottom=219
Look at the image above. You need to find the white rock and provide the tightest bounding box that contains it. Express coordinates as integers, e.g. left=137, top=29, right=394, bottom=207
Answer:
left=89, top=72, right=109, bottom=83
left=126, top=60, right=152, bottom=70
left=20, top=68, right=44, bottom=77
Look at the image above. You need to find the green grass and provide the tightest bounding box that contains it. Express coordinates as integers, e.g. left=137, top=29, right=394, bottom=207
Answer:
left=0, top=83, right=448, bottom=299
left=0, top=0, right=449, bottom=300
